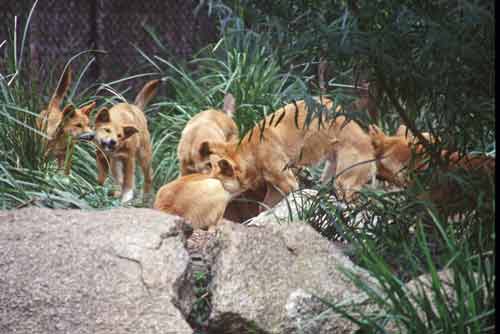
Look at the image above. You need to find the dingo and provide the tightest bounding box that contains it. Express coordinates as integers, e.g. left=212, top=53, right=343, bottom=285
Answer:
left=93, top=80, right=159, bottom=203
left=369, top=124, right=495, bottom=211
left=177, top=93, right=239, bottom=175
left=199, top=98, right=376, bottom=207
left=154, top=155, right=242, bottom=230
left=37, top=66, right=95, bottom=172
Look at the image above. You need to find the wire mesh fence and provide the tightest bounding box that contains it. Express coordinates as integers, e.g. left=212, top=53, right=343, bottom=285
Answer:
left=1, top=0, right=218, bottom=88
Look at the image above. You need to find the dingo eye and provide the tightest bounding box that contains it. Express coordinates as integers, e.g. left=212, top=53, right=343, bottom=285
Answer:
left=76, top=124, right=83, bottom=128
left=105, top=128, right=111, bottom=133
left=118, top=134, right=122, bottom=138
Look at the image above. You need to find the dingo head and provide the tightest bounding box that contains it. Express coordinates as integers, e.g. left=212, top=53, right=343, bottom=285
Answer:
left=94, top=107, right=139, bottom=153
left=199, top=140, right=254, bottom=191
left=395, top=124, right=437, bottom=145
left=38, top=66, right=95, bottom=142
left=208, top=154, right=243, bottom=196
left=58, top=102, right=95, bottom=139
left=369, top=124, right=413, bottom=186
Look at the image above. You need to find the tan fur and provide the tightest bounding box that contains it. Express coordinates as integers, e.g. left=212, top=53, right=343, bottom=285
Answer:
left=202, top=98, right=377, bottom=207
left=369, top=125, right=415, bottom=186
left=369, top=124, right=495, bottom=211
left=154, top=155, right=242, bottom=230
left=176, top=93, right=264, bottom=222
left=94, top=80, right=159, bottom=203
left=177, top=93, right=239, bottom=175
left=36, top=66, right=95, bottom=172
left=369, top=124, right=441, bottom=186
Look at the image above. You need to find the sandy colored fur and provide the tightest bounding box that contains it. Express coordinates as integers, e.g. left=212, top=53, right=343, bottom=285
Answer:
left=177, top=94, right=239, bottom=175
left=369, top=124, right=441, bottom=186
left=36, top=66, right=95, bottom=172
left=154, top=175, right=231, bottom=230
left=204, top=98, right=377, bottom=206
left=369, top=124, right=495, bottom=210
left=177, top=93, right=264, bottom=222
left=94, top=80, right=159, bottom=204
left=154, top=155, right=242, bottom=230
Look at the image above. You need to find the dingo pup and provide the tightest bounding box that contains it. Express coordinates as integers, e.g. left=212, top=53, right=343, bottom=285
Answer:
left=200, top=98, right=377, bottom=207
left=36, top=66, right=96, bottom=172
left=94, top=80, right=159, bottom=203
left=177, top=93, right=239, bottom=175
left=154, top=155, right=242, bottom=230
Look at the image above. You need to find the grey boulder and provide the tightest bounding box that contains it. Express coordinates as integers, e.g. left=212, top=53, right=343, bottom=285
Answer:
left=205, top=219, right=376, bottom=334
left=0, top=208, right=194, bottom=334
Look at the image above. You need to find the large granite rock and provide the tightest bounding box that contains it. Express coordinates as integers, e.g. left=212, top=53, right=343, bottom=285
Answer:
left=205, top=219, right=376, bottom=334
left=0, top=208, right=195, bottom=334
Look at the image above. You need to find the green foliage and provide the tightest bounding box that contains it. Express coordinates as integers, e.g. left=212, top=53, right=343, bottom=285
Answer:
left=326, top=217, right=495, bottom=333
left=188, top=271, right=212, bottom=332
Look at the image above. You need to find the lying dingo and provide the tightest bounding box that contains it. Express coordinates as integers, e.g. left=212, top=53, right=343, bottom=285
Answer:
left=154, top=155, right=242, bottom=230
left=200, top=98, right=377, bottom=207
left=93, top=80, right=159, bottom=203
left=37, top=65, right=95, bottom=172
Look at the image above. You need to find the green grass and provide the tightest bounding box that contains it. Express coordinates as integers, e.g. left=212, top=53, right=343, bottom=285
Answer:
left=323, top=213, right=495, bottom=333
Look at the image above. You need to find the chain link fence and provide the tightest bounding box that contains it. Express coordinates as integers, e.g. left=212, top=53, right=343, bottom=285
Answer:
left=1, top=0, right=218, bottom=87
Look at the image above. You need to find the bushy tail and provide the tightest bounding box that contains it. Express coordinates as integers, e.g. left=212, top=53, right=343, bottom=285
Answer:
left=134, top=79, right=161, bottom=110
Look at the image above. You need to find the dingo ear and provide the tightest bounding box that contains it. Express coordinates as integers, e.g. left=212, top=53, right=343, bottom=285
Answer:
left=223, top=93, right=236, bottom=117
left=62, top=104, right=76, bottom=118
left=79, top=101, right=96, bottom=116
left=218, top=158, right=234, bottom=177
left=95, top=108, right=110, bottom=124
left=123, top=125, right=139, bottom=139
left=48, top=65, right=72, bottom=111
left=199, top=141, right=211, bottom=157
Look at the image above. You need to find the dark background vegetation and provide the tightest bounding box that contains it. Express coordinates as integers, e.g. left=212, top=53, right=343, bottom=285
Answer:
left=0, top=0, right=495, bottom=332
